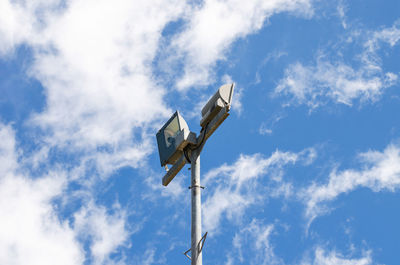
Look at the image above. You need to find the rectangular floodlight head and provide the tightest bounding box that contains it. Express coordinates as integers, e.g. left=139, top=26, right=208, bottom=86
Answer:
left=156, top=111, right=192, bottom=167
left=200, top=83, right=234, bottom=128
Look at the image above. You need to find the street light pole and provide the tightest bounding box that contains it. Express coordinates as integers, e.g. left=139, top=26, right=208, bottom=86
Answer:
left=157, top=83, right=235, bottom=264
left=190, top=148, right=202, bottom=265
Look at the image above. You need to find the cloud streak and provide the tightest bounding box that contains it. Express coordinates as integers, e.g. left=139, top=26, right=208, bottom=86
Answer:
left=202, top=148, right=316, bottom=232
left=230, top=220, right=282, bottom=265
left=275, top=22, right=400, bottom=108
left=307, top=248, right=372, bottom=265
left=171, top=0, right=314, bottom=89
left=300, top=143, right=400, bottom=223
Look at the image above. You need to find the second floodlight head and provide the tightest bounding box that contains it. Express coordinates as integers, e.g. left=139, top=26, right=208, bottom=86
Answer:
left=200, top=83, right=235, bottom=128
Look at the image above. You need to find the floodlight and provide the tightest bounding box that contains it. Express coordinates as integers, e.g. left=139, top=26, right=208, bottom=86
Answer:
left=156, top=83, right=236, bottom=265
left=200, top=83, right=234, bottom=127
left=156, top=111, right=195, bottom=167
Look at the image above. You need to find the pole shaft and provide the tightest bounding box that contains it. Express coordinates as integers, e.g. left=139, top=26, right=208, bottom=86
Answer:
left=191, top=149, right=202, bottom=265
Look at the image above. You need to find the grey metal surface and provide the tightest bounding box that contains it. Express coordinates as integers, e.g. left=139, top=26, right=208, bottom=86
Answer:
left=200, top=83, right=234, bottom=127
left=203, top=107, right=230, bottom=143
left=200, top=99, right=224, bottom=127
left=156, top=111, right=191, bottom=166
left=162, top=155, right=187, bottom=186
left=190, top=149, right=202, bottom=265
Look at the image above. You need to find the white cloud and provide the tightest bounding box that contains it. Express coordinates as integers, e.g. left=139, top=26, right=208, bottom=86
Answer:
left=275, top=22, right=400, bottom=108
left=0, top=0, right=188, bottom=177
left=364, top=21, right=400, bottom=52
left=202, top=148, right=316, bottom=232
left=300, top=143, right=400, bottom=222
left=0, top=124, right=18, bottom=175
left=0, top=122, right=133, bottom=265
left=305, top=248, right=372, bottom=265
left=0, top=0, right=65, bottom=55
left=29, top=0, right=186, bottom=163
left=141, top=249, right=156, bottom=265
left=337, top=0, right=348, bottom=29
left=231, top=221, right=372, bottom=265
left=144, top=170, right=187, bottom=201
left=0, top=0, right=31, bottom=54
left=0, top=123, right=84, bottom=265
left=259, top=114, right=285, bottom=136
left=3, top=1, right=383, bottom=264
left=259, top=126, right=273, bottom=135
left=0, top=0, right=316, bottom=175
left=231, top=220, right=282, bottom=265
left=74, top=202, right=129, bottom=265
left=362, top=21, right=400, bottom=71
left=171, top=0, right=314, bottom=89
left=0, top=173, right=84, bottom=265
left=276, top=60, right=396, bottom=108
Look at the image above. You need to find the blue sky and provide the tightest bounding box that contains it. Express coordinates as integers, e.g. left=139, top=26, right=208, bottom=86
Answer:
left=0, top=0, right=400, bottom=264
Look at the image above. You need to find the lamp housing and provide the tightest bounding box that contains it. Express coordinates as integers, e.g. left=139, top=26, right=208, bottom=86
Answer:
left=200, top=83, right=234, bottom=127
left=156, top=111, right=193, bottom=167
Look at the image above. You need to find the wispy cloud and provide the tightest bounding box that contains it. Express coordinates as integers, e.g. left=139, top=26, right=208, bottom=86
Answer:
left=300, top=143, right=400, bottom=223
left=303, top=247, right=372, bottom=265
left=170, top=0, right=314, bottom=90
left=230, top=219, right=282, bottom=265
left=337, top=0, right=348, bottom=29
left=259, top=113, right=286, bottom=135
left=204, top=141, right=400, bottom=232
left=202, top=148, right=316, bottom=232
left=74, top=201, right=129, bottom=265
left=275, top=22, right=400, bottom=109
left=0, top=123, right=18, bottom=175
left=228, top=220, right=372, bottom=265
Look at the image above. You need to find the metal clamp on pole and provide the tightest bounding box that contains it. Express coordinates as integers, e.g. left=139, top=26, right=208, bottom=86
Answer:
left=188, top=185, right=205, bottom=189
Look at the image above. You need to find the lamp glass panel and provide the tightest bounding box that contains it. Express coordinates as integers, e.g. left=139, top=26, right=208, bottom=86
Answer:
left=164, top=116, right=180, bottom=148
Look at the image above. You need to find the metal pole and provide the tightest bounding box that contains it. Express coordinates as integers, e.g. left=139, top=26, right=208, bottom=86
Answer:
left=191, top=149, right=202, bottom=265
